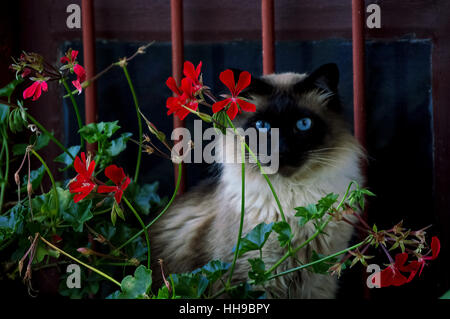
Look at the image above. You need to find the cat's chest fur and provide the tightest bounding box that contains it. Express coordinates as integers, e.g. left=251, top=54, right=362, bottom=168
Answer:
left=210, top=149, right=363, bottom=298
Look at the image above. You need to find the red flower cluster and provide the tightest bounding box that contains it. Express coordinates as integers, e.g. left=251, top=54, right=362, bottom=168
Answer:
left=212, top=69, right=256, bottom=120
left=68, top=152, right=130, bottom=204
left=61, top=49, right=86, bottom=94
left=165, top=61, right=256, bottom=121
left=373, top=236, right=441, bottom=288
left=166, top=61, right=203, bottom=120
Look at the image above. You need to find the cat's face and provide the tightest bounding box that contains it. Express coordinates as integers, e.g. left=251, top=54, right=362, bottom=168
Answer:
left=233, top=63, right=355, bottom=177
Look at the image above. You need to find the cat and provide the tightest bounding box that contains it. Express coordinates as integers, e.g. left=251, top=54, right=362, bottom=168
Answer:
left=150, top=63, right=365, bottom=298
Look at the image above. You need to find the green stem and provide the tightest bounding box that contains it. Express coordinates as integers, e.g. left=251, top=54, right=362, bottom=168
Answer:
left=121, top=65, right=143, bottom=183
left=123, top=196, right=151, bottom=270
left=226, top=117, right=287, bottom=223
left=0, top=128, right=9, bottom=213
left=31, top=150, right=59, bottom=216
left=39, top=235, right=121, bottom=287
left=265, top=181, right=357, bottom=275
left=26, top=113, right=74, bottom=161
left=210, top=238, right=368, bottom=299
left=268, top=239, right=368, bottom=280
left=112, top=162, right=183, bottom=253
left=226, top=140, right=246, bottom=286
left=61, top=78, right=83, bottom=149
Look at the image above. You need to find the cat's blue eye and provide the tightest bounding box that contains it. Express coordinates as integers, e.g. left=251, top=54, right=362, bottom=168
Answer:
left=255, top=120, right=271, bottom=132
left=296, top=118, right=312, bottom=131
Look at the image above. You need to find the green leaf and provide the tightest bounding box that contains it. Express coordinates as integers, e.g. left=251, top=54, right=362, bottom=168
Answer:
left=317, top=193, right=338, bottom=215
left=310, top=251, right=338, bottom=274
left=54, top=145, right=80, bottom=167
left=235, top=222, right=274, bottom=257
left=116, top=265, right=152, bottom=299
left=440, top=289, right=450, bottom=299
left=0, top=204, right=26, bottom=241
left=272, top=221, right=293, bottom=247
left=105, top=132, right=132, bottom=157
left=170, top=273, right=209, bottom=299
left=212, top=110, right=230, bottom=134
left=295, top=204, right=318, bottom=227
left=248, top=258, right=269, bottom=285
left=0, top=78, right=23, bottom=99
left=35, top=242, right=60, bottom=263
left=0, top=104, right=9, bottom=124
left=227, top=282, right=265, bottom=299
left=61, top=200, right=93, bottom=232
left=79, top=121, right=121, bottom=144
left=8, top=107, right=27, bottom=133
left=199, top=260, right=231, bottom=283
left=153, top=286, right=171, bottom=299
left=126, top=182, right=162, bottom=215
left=19, top=165, right=45, bottom=193
left=12, top=133, right=50, bottom=156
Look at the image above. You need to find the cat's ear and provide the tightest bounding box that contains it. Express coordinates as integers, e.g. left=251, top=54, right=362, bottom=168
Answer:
left=303, top=63, right=339, bottom=92
left=229, top=68, right=273, bottom=96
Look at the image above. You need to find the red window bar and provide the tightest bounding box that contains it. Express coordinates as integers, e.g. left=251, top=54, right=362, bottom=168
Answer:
left=262, top=0, right=275, bottom=75
left=81, top=0, right=98, bottom=154
left=352, top=0, right=370, bottom=299
left=170, top=0, right=186, bottom=194
left=352, top=0, right=367, bottom=157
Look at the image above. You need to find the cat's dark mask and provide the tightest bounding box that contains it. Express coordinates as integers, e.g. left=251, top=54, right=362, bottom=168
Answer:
left=231, top=64, right=345, bottom=175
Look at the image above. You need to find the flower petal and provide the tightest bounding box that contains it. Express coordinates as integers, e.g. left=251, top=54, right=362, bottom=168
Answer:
left=41, top=81, right=48, bottom=92
left=219, top=69, right=236, bottom=95
left=97, top=185, right=118, bottom=194
left=71, top=50, right=79, bottom=62
left=180, top=78, right=194, bottom=96
left=431, top=236, right=441, bottom=260
left=104, top=164, right=126, bottom=186
left=23, top=81, right=38, bottom=100
left=183, top=61, right=196, bottom=80
left=114, top=190, right=124, bottom=203
left=32, top=82, right=42, bottom=101
left=73, top=154, right=85, bottom=176
left=120, top=176, right=131, bottom=192
left=73, top=64, right=86, bottom=82
left=212, top=98, right=230, bottom=114
left=166, top=77, right=182, bottom=96
left=72, top=80, right=82, bottom=94
left=226, top=102, right=239, bottom=120
left=195, top=61, right=202, bottom=77
left=235, top=71, right=251, bottom=95
left=237, top=99, right=256, bottom=113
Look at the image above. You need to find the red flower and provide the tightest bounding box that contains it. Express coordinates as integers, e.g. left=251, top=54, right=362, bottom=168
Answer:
left=69, top=152, right=96, bottom=203
left=21, top=68, right=31, bottom=78
left=23, top=80, right=48, bottom=101
left=72, top=64, right=86, bottom=94
left=212, top=69, right=256, bottom=120
left=183, top=61, right=203, bottom=93
left=166, top=77, right=198, bottom=120
left=97, top=165, right=131, bottom=203
left=61, top=49, right=79, bottom=64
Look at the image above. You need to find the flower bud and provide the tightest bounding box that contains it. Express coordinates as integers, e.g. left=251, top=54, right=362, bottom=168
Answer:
left=27, top=182, right=33, bottom=196
left=77, top=247, right=94, bottom=256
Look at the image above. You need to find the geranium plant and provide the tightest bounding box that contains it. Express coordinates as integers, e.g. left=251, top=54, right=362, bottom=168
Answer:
left=0, top=43, right=442, bottom=299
